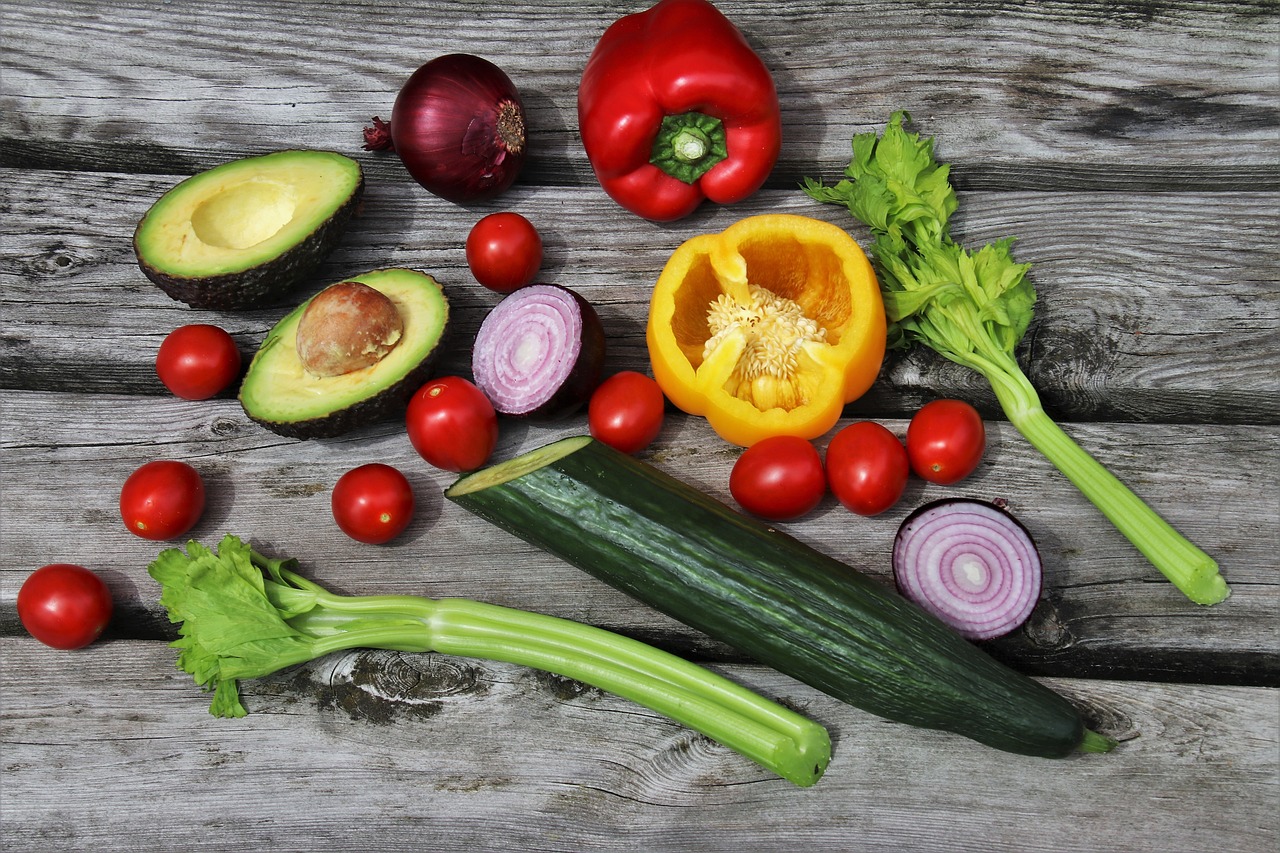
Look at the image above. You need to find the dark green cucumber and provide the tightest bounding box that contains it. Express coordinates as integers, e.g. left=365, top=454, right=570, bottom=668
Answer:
left=446, top=436, right=1114, bottom=758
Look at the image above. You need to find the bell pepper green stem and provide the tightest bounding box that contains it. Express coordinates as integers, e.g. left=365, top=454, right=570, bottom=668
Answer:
left=672, top=128, right=710, bottom=161
left=650, top=111, right=728, bottom=183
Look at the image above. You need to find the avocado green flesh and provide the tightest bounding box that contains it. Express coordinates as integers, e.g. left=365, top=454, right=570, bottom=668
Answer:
left=239, top=269, right=449, bottom=438
left=133, top=150, right=363, bottom=310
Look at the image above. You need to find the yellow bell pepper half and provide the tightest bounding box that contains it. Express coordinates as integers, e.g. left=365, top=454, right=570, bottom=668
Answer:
left=646, top=214, right=886, bottom=447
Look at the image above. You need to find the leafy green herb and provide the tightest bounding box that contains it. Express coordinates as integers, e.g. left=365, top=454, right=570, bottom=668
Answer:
left=803, top=111, right=1228, bottom=605
left=148, top=534, right=831, bottom=786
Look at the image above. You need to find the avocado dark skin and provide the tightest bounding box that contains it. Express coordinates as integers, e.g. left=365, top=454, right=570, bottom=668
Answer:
left=137, top=178, right=363, bottom=310
left=238, top=268, right=451, bottom=439
left=245, top=334, right=443, bottom=439
left=132, top=150, right=365, bottom=310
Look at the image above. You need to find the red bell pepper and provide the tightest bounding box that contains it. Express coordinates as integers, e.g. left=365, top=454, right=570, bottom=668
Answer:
left=577, top=0, right=782, bottom=222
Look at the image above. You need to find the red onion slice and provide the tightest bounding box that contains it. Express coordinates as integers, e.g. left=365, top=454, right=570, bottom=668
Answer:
left=892, top=498, right=1042, bottom=641
left=471, top=284, right=605, bottom=419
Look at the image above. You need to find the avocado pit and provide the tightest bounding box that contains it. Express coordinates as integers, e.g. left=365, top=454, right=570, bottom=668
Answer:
left=239, top=268, right=450, bottom=439
left=297, top=281, right=404, bottom=377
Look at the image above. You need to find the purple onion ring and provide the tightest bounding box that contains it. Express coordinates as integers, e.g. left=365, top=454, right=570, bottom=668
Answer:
left=893, top=498, right=1043, bottom=640
left=471, top=284, right=605, bottom=419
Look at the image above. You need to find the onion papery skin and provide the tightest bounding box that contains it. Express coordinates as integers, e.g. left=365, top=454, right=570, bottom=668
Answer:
left=472, top=284, right=606, bottom=419
left=389, top=54, right=527, bottom=203
left=892, top=499, right=1043, bottom=641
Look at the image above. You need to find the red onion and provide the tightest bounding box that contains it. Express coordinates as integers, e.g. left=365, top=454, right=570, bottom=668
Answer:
left=364, top=54, right=527, bottom=203
left=892, top=498, right=1043, bottom=641
left=471, top=284, right=605, bottom=419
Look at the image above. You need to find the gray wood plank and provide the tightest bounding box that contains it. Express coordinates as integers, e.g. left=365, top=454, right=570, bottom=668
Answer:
left=2, top=169, right=1275, bottom=423
left=1, top=638, right=1276, bottom=853
left=2, top=389, right=1275, bottom=685
left=1, top=0, right=1276, bottom=189
left=2, top=1, right=1277, bottom=848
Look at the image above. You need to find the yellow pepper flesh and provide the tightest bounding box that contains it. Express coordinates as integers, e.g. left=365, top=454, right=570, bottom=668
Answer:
left=647, top=214, right=886, bottom=447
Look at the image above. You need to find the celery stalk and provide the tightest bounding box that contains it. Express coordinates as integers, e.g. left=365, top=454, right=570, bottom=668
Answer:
left=148, top=535, right=831, bottom=787
left=966, top=345, right=1225, bottom=605
left=803, top=111, right=1228, bottom=605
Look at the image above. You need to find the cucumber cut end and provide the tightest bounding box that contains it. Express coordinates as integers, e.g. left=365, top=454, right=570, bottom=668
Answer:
left=1078, top=728, right=1118, bottom=754
left=446, top=435, right=594, bottom=497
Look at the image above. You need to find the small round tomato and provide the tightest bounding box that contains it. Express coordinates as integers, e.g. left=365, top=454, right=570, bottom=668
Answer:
left=331, top=463, right=415, bottom=544
left=17, top=564, right=114, bottom=650
left=588, top=372, right=666, bottom=454
left=465, top=212, right=543, bottom=293
left=906, top=399, right=987, bottom=485
left=406, top=376, right=499, bottom=472
left=825, top=421, right=909, bottom=517
left=155, top=324, right=242, bottom=400
left=729, top=435, right=826, bottom=521
left=120, top=460, right=206, bottom=540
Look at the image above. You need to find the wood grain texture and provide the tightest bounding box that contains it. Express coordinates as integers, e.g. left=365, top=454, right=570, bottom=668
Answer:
left=2, top=0, right=1277, bottom=189
left=2, top=1, right=1277, bottom=849
left=2, top=169, right=1275, bottom=422
left=1, top=638, right=1276, bottom=853
left=2, top=389, right=1276, bottom=686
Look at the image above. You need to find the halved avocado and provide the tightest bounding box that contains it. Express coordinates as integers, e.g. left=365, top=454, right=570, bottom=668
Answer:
left=239, top=268, right=449, bottom=438
left=134, top=150, right=364, bottom=309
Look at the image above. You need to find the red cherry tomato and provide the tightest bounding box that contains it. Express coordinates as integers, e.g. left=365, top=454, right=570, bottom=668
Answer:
left=588, top=371, right=666, bottom=454
left=155, top=324, right=242, bottom=400
left=729, top=435, right=827, bottom=521
left=825, top=421, right=909, bottom=517
left=406, top=376, right=499, bottom=472
left=906, top=399, right=987, bottom=485
left=465, top=212, right=543, bottom=293
left=17, top=564, right=114, bottom=650
left=331, top=463, right=415, bottom=545
left=119, top=460, right=206, bottom=540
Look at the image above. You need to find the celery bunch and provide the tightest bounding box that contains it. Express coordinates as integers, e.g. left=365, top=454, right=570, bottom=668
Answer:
left=148, top=535, right=831, bottom=786
left=803, top=112, right=1228, bottom=605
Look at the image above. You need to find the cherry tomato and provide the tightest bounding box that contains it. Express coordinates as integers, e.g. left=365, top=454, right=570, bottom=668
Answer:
left=906, top=399, right=987, bottom=485
left=588, top=372, right=666, bottom=454
left=17, top=564, right=114, bottom=650
left=465, top=212, right=543, bottom=293
left=119, top=460, right=206, bottom=540
left=406, top=376, right=499, bottom=472
left=729, top=435, right=827, bottom=521
left=155, top=324, right=242, bottom=400
left=825, top=421, right=909, bottom=517
left=331, top=463, right=415, bottom=544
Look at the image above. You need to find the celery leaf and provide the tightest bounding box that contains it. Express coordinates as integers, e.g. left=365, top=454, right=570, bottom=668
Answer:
left=803, top=112, right=1228, bottom=605
left=148, top=535, right=318, bottom=717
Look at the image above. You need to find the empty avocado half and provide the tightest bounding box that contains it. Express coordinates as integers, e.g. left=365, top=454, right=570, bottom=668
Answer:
left=239, top=268, right=450, bottom=438
left=134, top=150, right=364, bottom=309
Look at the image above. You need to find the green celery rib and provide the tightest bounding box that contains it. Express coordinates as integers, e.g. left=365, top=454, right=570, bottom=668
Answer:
left=976, top=360, right=1229, bottom=606
left=429, top=599, right=830, bottom=786
left=278, top=569, right=830, bottom=787
left=933, top=315, right=1229, bottom=606
left=803, top=113, right=1229, bottom=607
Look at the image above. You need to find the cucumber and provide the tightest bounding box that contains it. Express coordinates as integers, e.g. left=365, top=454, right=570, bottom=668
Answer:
left=446, top=436, right=1113, bottom=758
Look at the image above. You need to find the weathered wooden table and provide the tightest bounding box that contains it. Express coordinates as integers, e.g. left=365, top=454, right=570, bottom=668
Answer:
left=2, top=1, right=1276, bottom=850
